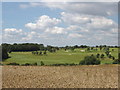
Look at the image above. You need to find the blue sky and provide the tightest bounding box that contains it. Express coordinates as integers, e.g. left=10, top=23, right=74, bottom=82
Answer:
left=3, top=2, right=63, bottom=29
left=2, top=2, right=118, bottom=46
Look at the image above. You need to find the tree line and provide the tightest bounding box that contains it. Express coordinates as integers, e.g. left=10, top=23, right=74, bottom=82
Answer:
left=1, top=43, right=119, bottom=61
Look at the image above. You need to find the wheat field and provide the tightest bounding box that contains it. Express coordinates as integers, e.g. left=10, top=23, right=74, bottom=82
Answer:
left=2, top=65, right=119, bottom=88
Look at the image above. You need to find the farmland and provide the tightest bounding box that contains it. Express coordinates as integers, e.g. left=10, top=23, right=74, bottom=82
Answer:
left=1, top=44, right=119, bottom=88
left=2, top=48, right=118, bottom=65
left=2, top=65, right=118, bottom=88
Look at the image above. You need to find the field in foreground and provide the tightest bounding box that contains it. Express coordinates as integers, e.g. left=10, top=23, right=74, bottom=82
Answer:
left=3, top=48, right=118, bottom=65
left=2, top=65, right=118, bottom=88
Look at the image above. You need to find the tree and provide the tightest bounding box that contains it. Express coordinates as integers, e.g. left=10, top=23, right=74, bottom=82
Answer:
left=7, top=62, right=19, bottom=65
left=105, top=50, right=110, bottom=56
left=104, top=47, right=109, bottom=51
left=108, top=54, right=112, bottom=58
left=113, top=59, right=120, bottom=64
left=43, top=51, right=47, bottom=55
left=87, top=47, right=90, bottom=51
left=96, top=53, right=100, bottom=58
left=112, top=49, right=114, bottom=51
left=91, top=47, right=94, bottom=50
left=118, top=53, right=120, bottom=60
left=70, top=47, right=75, bottom=52
left=41, top=61, right=44, bottom=66
left=39, top=51, right=42, bottom=55
left=74, top=45, right=79, bottom=48
left=100, top=45, right=103, bottom=50
left=36, top=51, right=38, bottom=55
left=2, top=47, right=9, bottom=60
left=101, top=54, right=105, bottom=58
left=79, top=56, right=100, bottom=65
left=111, top=56, right=115, bottom=60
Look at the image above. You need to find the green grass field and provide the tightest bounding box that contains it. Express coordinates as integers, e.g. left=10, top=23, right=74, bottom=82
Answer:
left=2, top=48, right=118, bottom=65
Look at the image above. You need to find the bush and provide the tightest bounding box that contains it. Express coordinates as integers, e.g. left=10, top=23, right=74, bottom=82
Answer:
left=96, top=53, right=100, bottom=58
left=2, top=47, right=9, bottom=60
left=32, top=62, right=37, bottom=66
left=7, top=62, right=19, bottom=65
left=113, top=59, right=120, bottom=64
left=108, top=54, right=112, bottom=58
left=21, top=63, right=31, bottom=66
left=112, top=56, right=115, bottom=60
left=50, top=63, right=77, bottom=66
left=69, top=63, right=76, bottom=66
left=100, top=54, right=105, bottom=58
left=40, top=61, right=44, bottom=66
left=104, top=63, right=110, bottom=64
left=0, top=63, right=3, bottom=66
left=51, top=64, right=64, bottom=66
left=79, top=56, right=101, bottom=65
left=24, top=63, right=31, bottom=66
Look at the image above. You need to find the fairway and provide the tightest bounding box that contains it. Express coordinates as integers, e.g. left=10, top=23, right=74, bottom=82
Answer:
left=3, top=48, right=118, bottom=65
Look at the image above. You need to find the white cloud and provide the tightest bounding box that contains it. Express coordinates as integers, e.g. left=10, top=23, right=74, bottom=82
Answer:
left=20, top=3, right=42, bottom=9
left=68, top=33, right=83, bottom=38
left=21, top=31, right=36, bottom=41
left=61, top=12, right=117, bottom=32
left=4, top=2, right=117, bottom=46
left=42, top=2, right=117, bottom=16
left=110, top=28, right=118, bottom=33
left=45, top=27, right=67, bottom=34
left=3, top=28, right=26, bottom=42
left=20, top=2, right=117, bottom=16
left=40, top=0, right=119, bottom=2
left=86, top=16, right=117, bottom=30
left=4, top=28, right=24, bottom=35
left=61, top=12, right=91, bottom=25
left=25, top=15, right=61, bottom=30
left=23, top=11, right=117, bottom=45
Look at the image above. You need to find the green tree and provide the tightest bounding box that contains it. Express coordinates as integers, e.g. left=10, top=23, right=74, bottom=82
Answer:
left=39, top=51, right=42, bottom=55
left=79, top=56, right=100, bottom=65
left=87, top=47, right=90, bottom=51
left=2, top=47, right=9, bottom=60
left=96, top=53, right=100, bottom=58
left=71, top=47, right=75, bottom=52
left=101, top=54, right=105, bottom=58
left=113, top=59, right=120, bottom=64
left=105, top=50, right=110, bottom=56
left=111, top=56, right=115, bottom=60
left=43, top=51, right=47, bottom=55
left=41, top=61, right=44, bottom=66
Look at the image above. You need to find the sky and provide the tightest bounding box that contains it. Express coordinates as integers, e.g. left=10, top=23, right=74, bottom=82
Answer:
left=2, top=2, right=118, bottom=46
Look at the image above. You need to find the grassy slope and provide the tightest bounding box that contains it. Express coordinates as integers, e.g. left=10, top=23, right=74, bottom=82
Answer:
left=3, top=48, right=118, bottom=65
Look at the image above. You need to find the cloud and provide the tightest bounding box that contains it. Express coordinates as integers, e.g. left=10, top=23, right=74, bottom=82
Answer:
left=20, top=3, right=43, bottom=9
left=86, top=16, right=117, bottom=31
left=20, top=2, right=117, bottom=16
left=68, top=33, right=83, bottom=38
left=25, top=15, right=61, bottom=30
left=41, top=2, right=118, bottom=16
left=23, top=11, right=117, bottom=45
left=40, top=0, right=119, bottom=2
left=4, top=28, right=23, bottom=35
left=3, top=28, right=26, bottom=42
left=4, top=2, right=117, bottom=46
left=21, top=31, right=36, bottom=41
left=61, top=12, right=117, bottom=32
left=45, top=27, right=67, bottom=34
left=61, top=12, right=91, bottom=25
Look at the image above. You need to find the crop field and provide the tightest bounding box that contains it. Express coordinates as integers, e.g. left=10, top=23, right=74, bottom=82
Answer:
left=2, top=65, right=118, bottom=88
left=2, top=48, right=118, bottom=65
